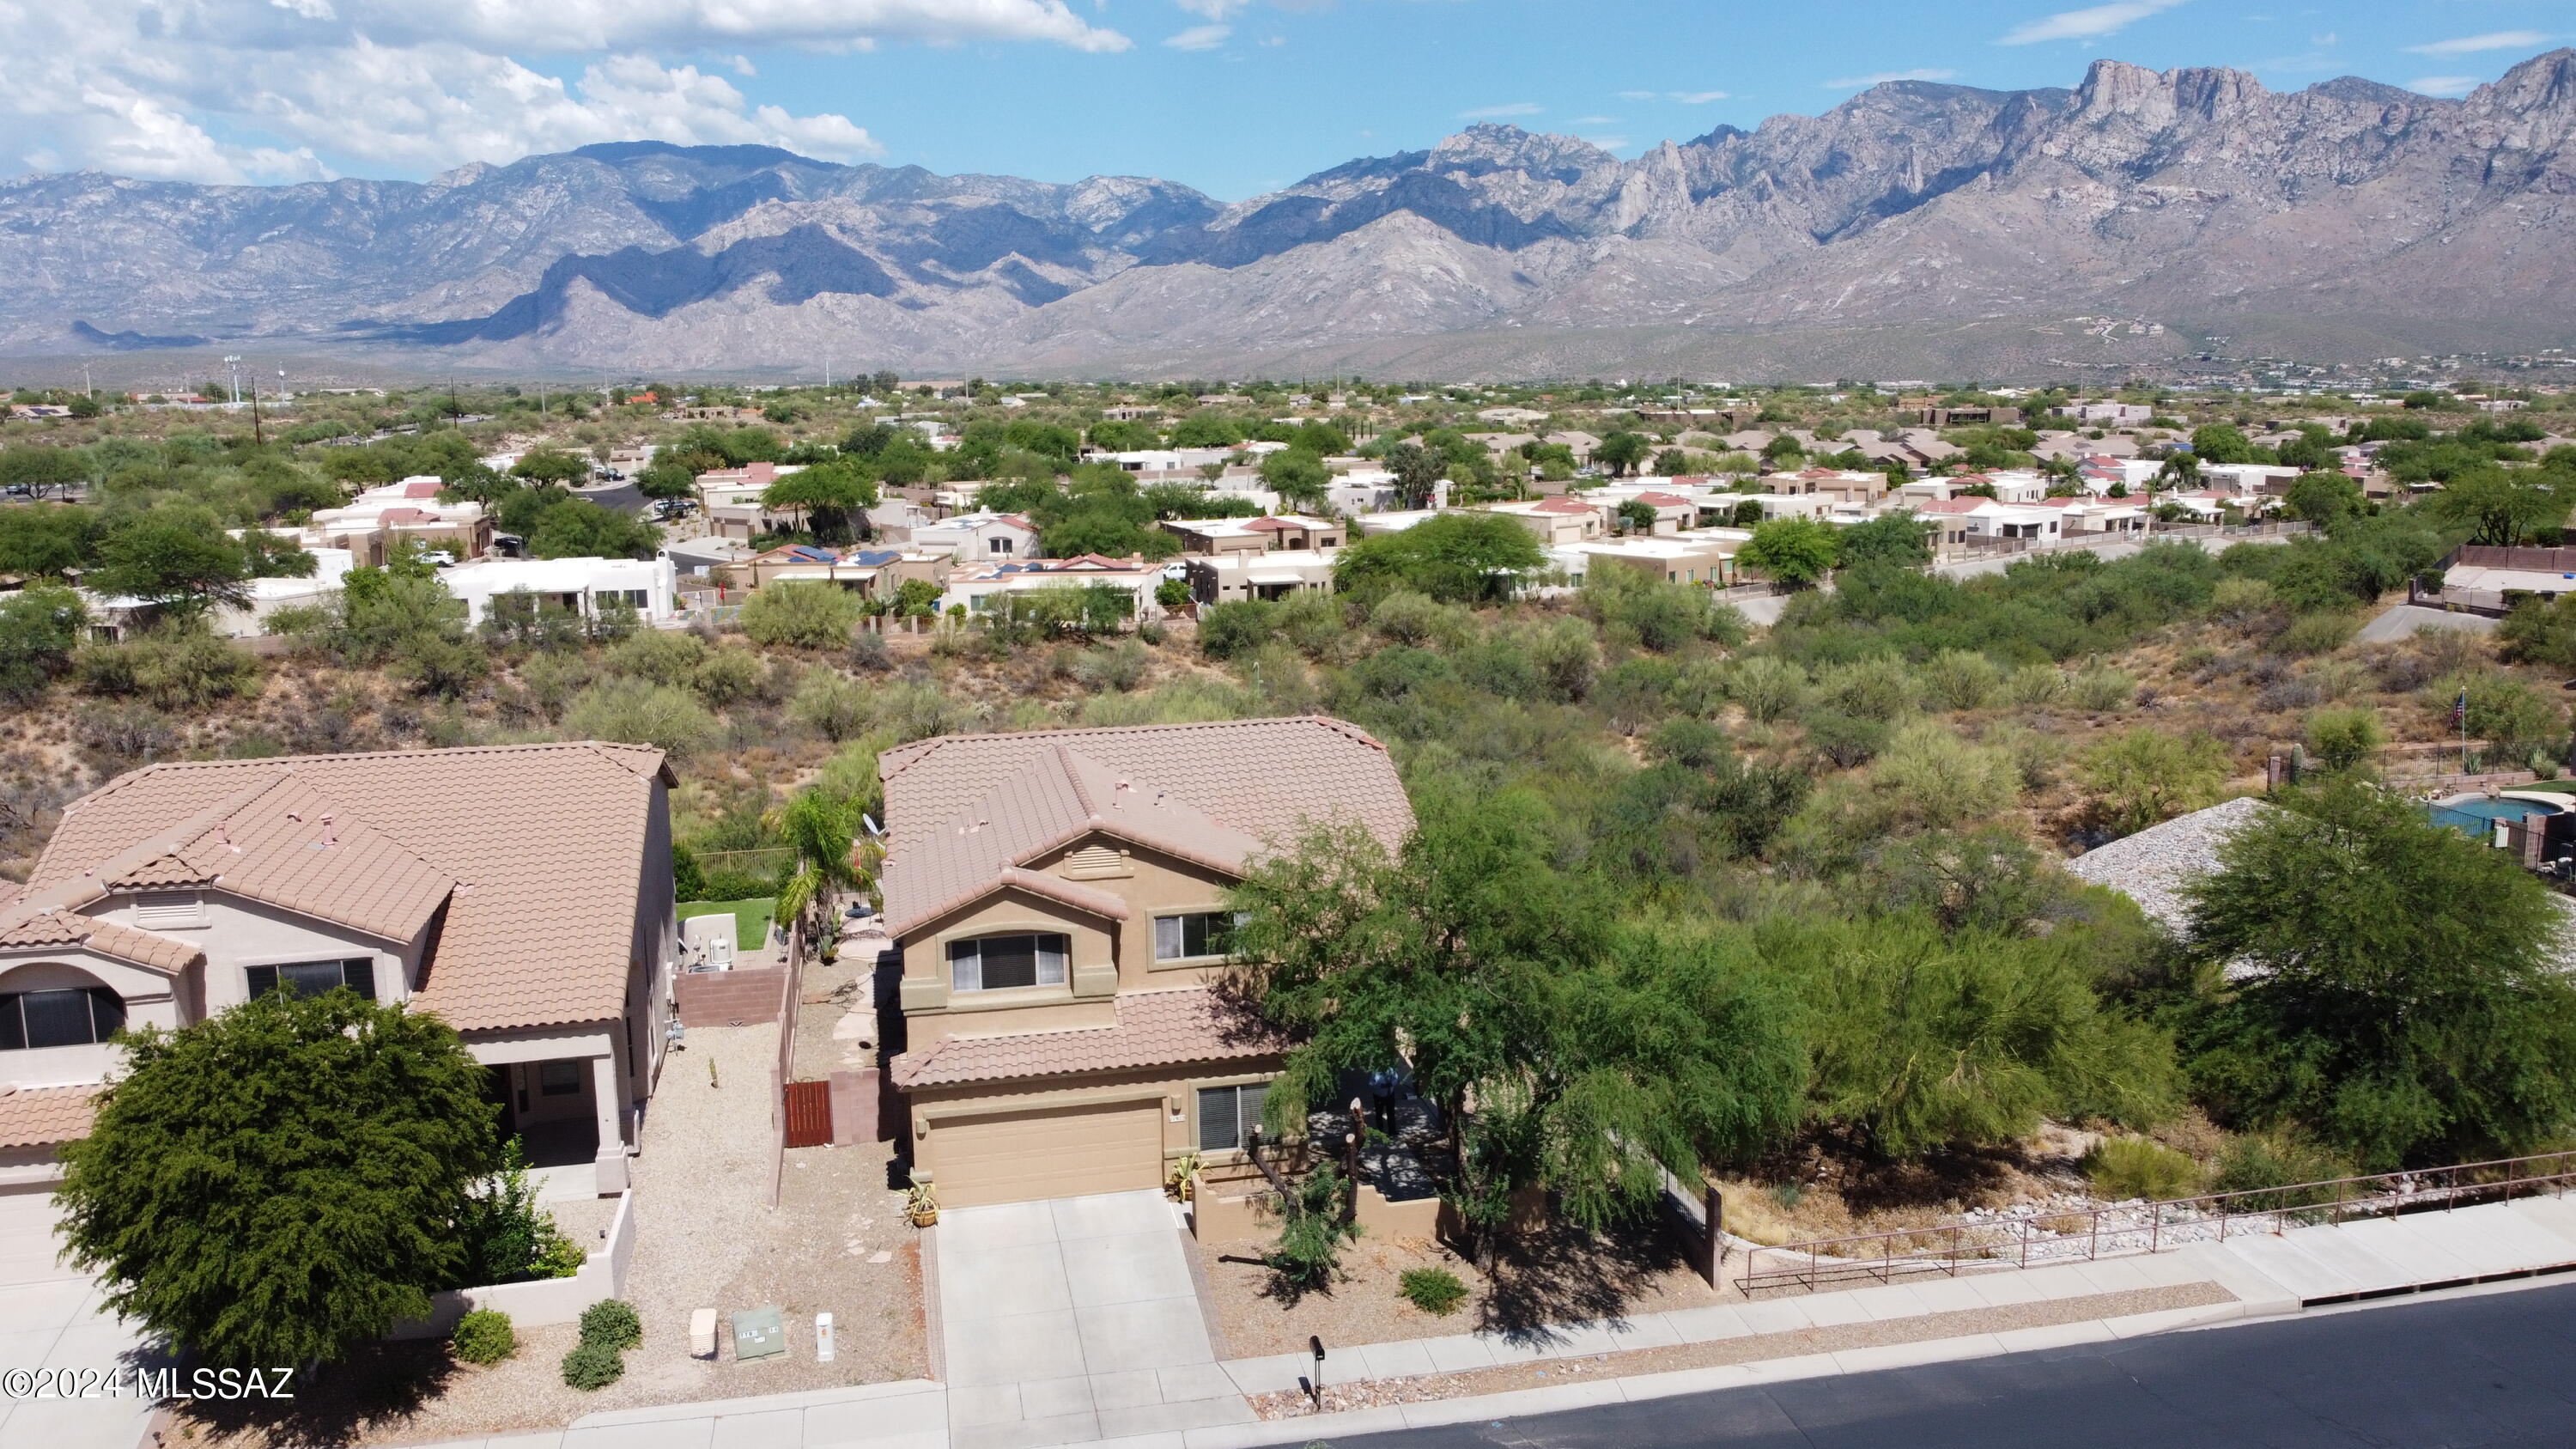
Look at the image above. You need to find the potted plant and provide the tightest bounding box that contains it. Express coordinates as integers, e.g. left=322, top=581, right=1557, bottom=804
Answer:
left=1165, top=1151, right=1203, bottom=1203
left=906, top=1178, right=939, bottom=1227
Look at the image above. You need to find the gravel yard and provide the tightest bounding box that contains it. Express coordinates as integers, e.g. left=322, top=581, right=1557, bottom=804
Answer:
left=1202, top=1215, right=1729, bottom=1360
left=1246, top=1281, right=2235, bottom=1419
left=179, top=1020, right=927, bottom=1447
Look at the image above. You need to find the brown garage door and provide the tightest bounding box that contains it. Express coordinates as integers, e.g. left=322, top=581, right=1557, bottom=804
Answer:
left=932, top=1099, right=1162, bottom=1208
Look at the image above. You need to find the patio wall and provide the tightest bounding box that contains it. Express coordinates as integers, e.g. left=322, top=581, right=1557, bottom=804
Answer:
left=390, top=1190, right=637, bottom=1340
left=677, top=966, right=787, bottom=1026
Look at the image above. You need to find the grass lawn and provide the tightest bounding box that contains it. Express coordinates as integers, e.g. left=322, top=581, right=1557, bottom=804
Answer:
left=678, top=898, right=775, bottom=952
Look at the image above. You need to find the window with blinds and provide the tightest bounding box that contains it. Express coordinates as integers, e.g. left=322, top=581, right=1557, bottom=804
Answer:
left=1154, top=910, right=1246, bottom=962
left=1197, top=1083, right=1269, bottom=1152
left=245, top=958, right=379, bottom=1002
left=0, top=988, right=125, bottom=1051
left=947, top=934, right=1069, bottom=992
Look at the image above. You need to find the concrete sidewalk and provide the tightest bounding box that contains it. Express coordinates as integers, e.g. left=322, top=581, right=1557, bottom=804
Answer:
left=393, top=1191, right=2576, bottom=1449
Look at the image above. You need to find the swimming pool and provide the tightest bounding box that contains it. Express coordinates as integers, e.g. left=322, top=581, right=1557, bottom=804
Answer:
left=2431, top=795, right=2567, bottom=837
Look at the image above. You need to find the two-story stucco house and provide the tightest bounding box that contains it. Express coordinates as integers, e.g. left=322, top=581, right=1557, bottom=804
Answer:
left=880, top=718, right=1413, bottom=1208
left=0, top=742, right=680, bottom=1228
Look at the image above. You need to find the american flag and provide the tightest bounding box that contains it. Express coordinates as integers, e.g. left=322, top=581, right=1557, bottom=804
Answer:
left=2452, top=689, right=2470, bottom=728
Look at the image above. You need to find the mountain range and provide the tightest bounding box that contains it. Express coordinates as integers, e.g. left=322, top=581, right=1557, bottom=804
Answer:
left=6, top=48, right=2575, bottom=381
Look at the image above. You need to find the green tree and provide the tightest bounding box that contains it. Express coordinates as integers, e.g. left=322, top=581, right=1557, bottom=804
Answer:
left=511, top=447, right=592, bottom=485
left=2427, top=466, right=2567, bottom=548
left=1332, top=512, right=1544, bottom=605
left=1834, top=514, right=1932, bottom=569
left=2189, top=423, right=2257, bottom=465
left=741, top=580, right=863, bottom=648
left=1229, top=788, right=1804, bottom=1263
left=2180, top=782, right=2576, bottom=1168
left=2078, top=728, right=2231, bottom=836
left=1382, top=441, right=1447, bottom=509
left=1613, top=498, right=1657, bottom=535
left=1258, top=448, right=1333, bottom=513
left=562, top=677, right=720, bottom=758
left=0, top=586, right=84, bottom=702
left=90, top=513, right=251, bottom=616
left=762, top=460, right=879, bottom=544
left=2284, top=472, right=2360, bottom=527
left=1595, top=431, right=1650, bottom=478
left=0, top=502, right=100, bottom=576
left=530, top=499, right=659, bottom=560
left=55, top=988, right=500, bottom=1367
left=1735, top=517, right=1838, bottom=588
left=2305, top=707, right=2385, bottom=772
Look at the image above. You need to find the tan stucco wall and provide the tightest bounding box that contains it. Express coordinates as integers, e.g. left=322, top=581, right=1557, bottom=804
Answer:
left=903, top=1056, right=1284, bottom=1183
left=85, top=892, right=422, bottom=1018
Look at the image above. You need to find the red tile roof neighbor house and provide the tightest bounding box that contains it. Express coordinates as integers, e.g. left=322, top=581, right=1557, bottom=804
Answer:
left=16, top=742, right=675, bottom=1032
left=893, top=988, right=1280, bottom=1088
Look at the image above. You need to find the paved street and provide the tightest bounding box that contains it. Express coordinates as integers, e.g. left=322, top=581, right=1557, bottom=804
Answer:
left=1328, top=1280, right=2576, bottom=1448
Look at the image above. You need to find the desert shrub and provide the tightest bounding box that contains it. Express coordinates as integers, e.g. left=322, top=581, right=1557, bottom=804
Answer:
left=2082, top=1136, right=2201, bottom=1202
left=579, top=1298, right=643, bottom=1350
left=1398, top=1266, right=1469, bottom=1317
left=1812, top=655, right=1916, bottom=721
left=2432, top=672, right=2560, bottom=759
left=1804, top=710, right=1887, bottom=769
left=77, top=626, right=263, bottom=711
left=459, top=1139, right=584, bottom=1285
left=1980, top=722, right=2066, bottom=791
left=1920, top=649, right=2002, bottom=711
left=872, top=680, right=983, bottom=741
left=2304, top=708, right=2385, bottom=772
left=1197, top=600, right=1275, bottom=660
left=2078, top=728, right=2230, bottom=835
left=1595, top=656, right=1680, bottom=734
left=451, top=1309, right=515, bottom=1365
left=1263, top=1163, right=1357, bottom=1296
left=2209, top=576, right=2281, bottom=631
left=2304, top=658, right=2370, bottom=703
left=2003, top=663, right=2068, bottom=706
left=1725, top=656, right=1807, bottom=722
left=1521, top=618, right=1599, bottom=703
left=605, top=628, right=707, bottom=687
left=2256, top=676, right=2321, bottom=713
left=740, top=581, right=860, bottom=648
left=562, top=678, right=720, bottom=758
left=848, top=630, right=893, bottom=672
left=691, top=645, right=764, bottom=707
left=788, top=667, right=871, bottom=741
left=2275, top=611, right=2358, bottom=658
left=2069, top=666, right=2136, bottom=712
left=561, top=1338, right=624, bottom=1390
left=1072, top=640, right=1151, bottom=692
left=1366, top=589, right=1451, bottom=646
left=1874, top=719, right=2020, bottom=829
left=2209, top=1132, right=2349, bottom=1204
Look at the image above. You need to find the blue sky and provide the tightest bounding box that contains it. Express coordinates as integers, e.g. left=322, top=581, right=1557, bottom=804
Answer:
left=14, top=2, right=2572, bottom=192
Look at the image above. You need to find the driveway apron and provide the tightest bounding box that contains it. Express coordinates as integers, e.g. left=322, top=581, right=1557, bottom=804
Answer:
left=934, top=1189, right=1252, bottom=1449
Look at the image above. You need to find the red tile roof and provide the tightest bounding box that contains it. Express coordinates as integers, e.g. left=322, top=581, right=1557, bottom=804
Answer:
left=892, top=988, right=1279, bottom=1088
left=20, top=744, right=672, bottom=1033
left=0, top=1084, right=97, bottom=1148
left=0, top=910, right=203, bottom=971
left=878, top=718, right=1412, bottom=939
left=399, top=480, right=441, bottom=498
left=1913, top=496, right=1989, bottom=514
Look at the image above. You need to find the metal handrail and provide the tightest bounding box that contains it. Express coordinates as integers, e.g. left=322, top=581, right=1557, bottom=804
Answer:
left=1738, top=1148, right=2576, bottom=1294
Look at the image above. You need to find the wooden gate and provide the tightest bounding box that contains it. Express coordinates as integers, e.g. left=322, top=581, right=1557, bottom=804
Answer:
left=783, top=1079, right=834, bottom=1148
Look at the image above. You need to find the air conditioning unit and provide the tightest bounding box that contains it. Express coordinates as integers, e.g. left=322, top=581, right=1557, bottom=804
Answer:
left=680, top=914, right=735, bottom=972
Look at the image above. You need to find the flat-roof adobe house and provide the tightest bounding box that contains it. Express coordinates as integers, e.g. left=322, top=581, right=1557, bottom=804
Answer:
left=0, top=743, right=679, bottom=1214
left=880, top=718, right=1413, bottom=1208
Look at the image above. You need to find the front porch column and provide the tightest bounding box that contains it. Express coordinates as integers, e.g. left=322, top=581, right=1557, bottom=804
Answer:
left=591, top=1051, right=629, bottom=1193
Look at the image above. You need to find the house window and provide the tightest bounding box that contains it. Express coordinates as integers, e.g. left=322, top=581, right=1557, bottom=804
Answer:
left=539, top=1061, right=584, bottom=1096
left=991, top=537, right=1014, bottom=556
left=245, top=958, right=378, bottom=1002
left=1154, top=911, right=1244, bottom=962
left=0, top=988, right=125, bottom=1050
left=948, top=934, right=1068, bottom=992
left=1198, top=1082, right=1269, bottom=1152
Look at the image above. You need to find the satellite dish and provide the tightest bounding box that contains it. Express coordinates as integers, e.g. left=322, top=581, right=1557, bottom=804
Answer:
left=862, top=813, right=884, bottom=837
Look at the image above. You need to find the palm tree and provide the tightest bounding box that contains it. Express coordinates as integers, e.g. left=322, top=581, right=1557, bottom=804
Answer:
left=769, top=788, right=878, bottom=953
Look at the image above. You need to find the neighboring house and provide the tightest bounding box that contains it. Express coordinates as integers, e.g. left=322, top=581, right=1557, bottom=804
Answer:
left=715, top=544, right=946, bottom=600
left=1560, top=533, right=1745, bottom=588
left=1761, top=468, right=1889, bottom=504
left=295, top=478, right=491, bottom=564
left=912, top=510, right=1040, bottom=563
left=2056, top=402, right=2157, bottom=427
left=1544, top=431, right=1602, bottom=466
left=1183, top=549, right=1336, bottom=605
left=1909, top=496, right=2064, bottom=543
left=940, top=555, right=1167, bottom=621
left=1161, top=516, right=1346, bottom=557
left=0, top=743, right=680, bottom=1226
left=880, top=718, right=1413, bottom=1207
left=210, top=546, right=356, bottom=640
left=1484, top=497, right=1605, bottom=546
left=441, top=556, right=679, bottom=629
left=2034, top=496, right=2150, bottom=536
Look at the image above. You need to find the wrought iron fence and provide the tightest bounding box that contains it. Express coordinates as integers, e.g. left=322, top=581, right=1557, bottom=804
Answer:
left=1737, top=1149, right=2576, bottom=1295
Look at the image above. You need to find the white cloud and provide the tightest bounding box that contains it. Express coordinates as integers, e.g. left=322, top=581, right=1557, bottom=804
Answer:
left=1163, top=22, right=1229, bottom=49
left=0, top=0, right=1127, bottom=182
left=1998, top=0, right=2184, bottom=46
left=1670, top=89, right=1728, bottom=104
left=2407, top=31, right=2553, bottom=58
left=1820, top=68, right=1960, bottom=89
left=2408, top=75, right=2482, bottom=97
left=1569, top=115, right=1619, bottom=125
left=1459, top=101, right=1542, bottom=119
left=1618, top=89, right=1657, bottom=100
left=1174, top=0, right=1246, bottom=17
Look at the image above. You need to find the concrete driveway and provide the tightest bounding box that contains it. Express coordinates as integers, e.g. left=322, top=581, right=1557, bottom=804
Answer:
left=934, top=1190, right=1251, bottom=1449
left=0, top=1188, right=157, bottom=1449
